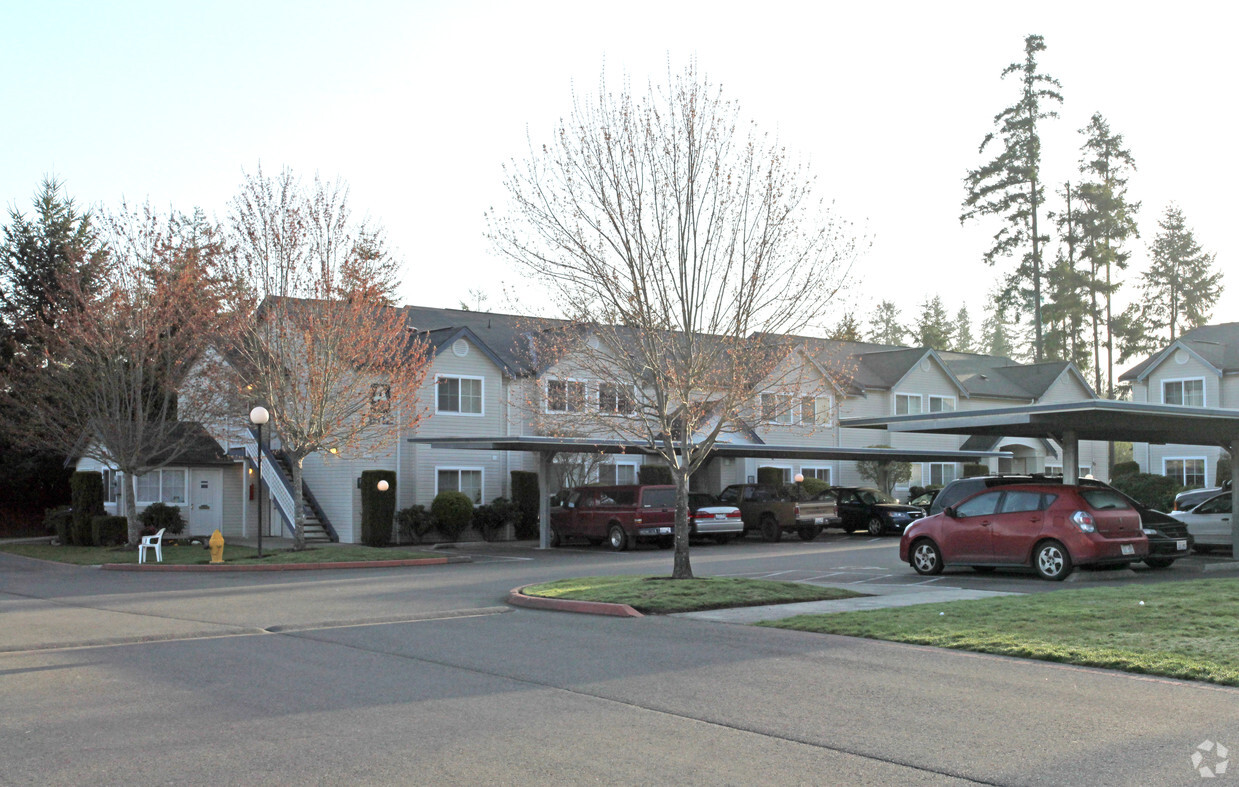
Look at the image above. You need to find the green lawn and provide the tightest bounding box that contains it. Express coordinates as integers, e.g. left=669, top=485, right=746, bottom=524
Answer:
left=521, top=575, right=863, bottom=614
left=760, top=578, right=1239, bottom=686
left=0, top=543, right=440, bottom=566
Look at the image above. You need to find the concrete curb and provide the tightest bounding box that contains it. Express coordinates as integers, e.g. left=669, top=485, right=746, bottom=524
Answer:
left=101, top=555, right=472, bottom=572
left=506, top=584, right=644, bottom=617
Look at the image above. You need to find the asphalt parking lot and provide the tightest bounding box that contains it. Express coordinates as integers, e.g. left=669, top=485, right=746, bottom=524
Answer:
left=3, top=537, right=1238, bottom=785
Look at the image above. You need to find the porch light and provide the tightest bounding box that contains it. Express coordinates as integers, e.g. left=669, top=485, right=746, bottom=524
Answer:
left=377, top=479, right=390, bottom=492
left=794, top=473, right=804, bottom=483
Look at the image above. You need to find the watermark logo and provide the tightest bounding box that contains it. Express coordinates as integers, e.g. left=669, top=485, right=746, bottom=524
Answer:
left=1191, top=740, right=1229, bottom=778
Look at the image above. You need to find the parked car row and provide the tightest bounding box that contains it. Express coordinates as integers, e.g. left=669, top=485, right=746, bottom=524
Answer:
left=549, top=483, right=920, bottom=551
left=901, top=474, right=1194, bottom=580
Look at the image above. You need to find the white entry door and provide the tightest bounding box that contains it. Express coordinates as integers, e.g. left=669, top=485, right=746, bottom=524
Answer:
left=189, top=469, right=224, bottom=536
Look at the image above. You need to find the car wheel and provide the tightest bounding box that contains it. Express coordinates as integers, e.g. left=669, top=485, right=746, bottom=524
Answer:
left=1144, top=557, right=1175, bottom=569
left=760, top=514, right=782, bottom=542
left=608, top=524, right=628, bottom=552
left=972, top=566, right=996, bottom=573
left=867, top=517, right=884, bottom=536
left=1033, top=540, right=1072, bottom=581
left=712, top=535, right=734, bottom=545
left=797, top=525, right=821, bottom=542
left=910, top=539, right=943, bottom=575
left=549, top=528, right=562, bottom=548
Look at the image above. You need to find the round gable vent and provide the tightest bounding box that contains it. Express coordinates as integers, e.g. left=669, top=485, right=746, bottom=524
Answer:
left=920, top=358, right=931, bottom=372
left=453, top=339, right=469, bottom=357
left=1174, top=349, right=1188, bottom=365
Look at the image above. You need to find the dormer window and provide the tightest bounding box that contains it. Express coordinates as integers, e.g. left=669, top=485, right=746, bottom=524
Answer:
left=929, top=395, right=955, bottom=413
left=895, top=393, right=922, bottom=416
left=1163, top=378, right=1204, bottom=407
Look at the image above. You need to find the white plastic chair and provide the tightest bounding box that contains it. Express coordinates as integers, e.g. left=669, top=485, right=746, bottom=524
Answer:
left=138, top=528, right=166, bottom=564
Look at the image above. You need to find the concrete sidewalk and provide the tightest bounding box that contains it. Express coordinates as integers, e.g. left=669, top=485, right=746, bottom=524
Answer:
left=674, top=582, right=1020, bottom=623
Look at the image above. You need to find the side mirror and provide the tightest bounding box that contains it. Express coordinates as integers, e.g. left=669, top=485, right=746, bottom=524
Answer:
left=944, top=506, right=958, bottom=519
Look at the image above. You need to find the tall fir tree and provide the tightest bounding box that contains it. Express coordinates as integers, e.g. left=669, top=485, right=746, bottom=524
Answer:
left=1043, top=181, right=1092, bottom=371
left=1076, top=113, right=1138, bottom=399
left=962, top=34, right=1063, bottom=362
left=1132, top=204, right=1222, bottom=347
left=827, top=312, right=863, bottom=342
left=0, top=178, right=105, bottom=365
left=913, top=295, right=953, bottom=350
left=982, top=304, right=1014, bottom=359
left=868, top=300, right=907, bottom=346
left=952, top=305, right=974, bottom=353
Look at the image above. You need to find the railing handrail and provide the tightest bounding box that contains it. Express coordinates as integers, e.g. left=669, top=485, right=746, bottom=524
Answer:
left=273, top=448, right=339, bottom=543
left=244, top=429, right=297, bottom=537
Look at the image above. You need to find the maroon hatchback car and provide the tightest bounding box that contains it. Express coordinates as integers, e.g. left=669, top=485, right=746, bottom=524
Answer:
left=899, top=484, right=1148, bottom=580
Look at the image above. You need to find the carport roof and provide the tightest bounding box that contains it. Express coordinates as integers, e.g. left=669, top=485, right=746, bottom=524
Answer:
left=407, top=435, right=1008, bottom=463
left=840, top=400, right=1239, bottom=449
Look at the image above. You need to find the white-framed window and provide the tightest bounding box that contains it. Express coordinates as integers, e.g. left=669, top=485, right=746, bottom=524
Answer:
left=135, top=468, right=188, bottom=505
left=598, top=382, right=635, bottom=415
left=546, top=378, right=585, bottom=413
left=436, top=375, right=483, bottom=415
left=761, top=393, right=793, bottom=424
left=894, top=393, right=922, bottom=416
left=1162, top=378, right=1205, bottom=407
left=912, top=462, right=958, bottom=487
left=800, top=396, right=831, bottom=425
left=1164, top=457, right=1206, bottom=488
left=597, top=461, right=639, bottom=485
left=436, top=467, right=484, bottom=504
left=101, top=469, right=120, bottom=504
left=928, top=395, right=956, bottom=413
left=800, top=466, right=832, bottom=484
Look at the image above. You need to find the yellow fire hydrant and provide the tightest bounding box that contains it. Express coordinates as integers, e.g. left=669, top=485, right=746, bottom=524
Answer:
left=209, top=529, right=225, bottom=564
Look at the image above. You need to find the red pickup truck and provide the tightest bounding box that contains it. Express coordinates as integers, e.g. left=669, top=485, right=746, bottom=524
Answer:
left=550, top=485, right=677, bottom=551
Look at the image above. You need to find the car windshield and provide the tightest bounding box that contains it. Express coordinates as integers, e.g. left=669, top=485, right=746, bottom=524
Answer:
left=688, top=493, right=718, bottom=509
left=1080, top=489, right=1132, bottom=511
left=859, top=488, right=895, bottom=505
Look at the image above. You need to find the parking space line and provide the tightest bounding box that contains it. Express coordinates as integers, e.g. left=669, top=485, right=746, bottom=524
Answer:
left=847, top=574, right=893, bottom=584
left=800, top=573, right=844, bottom=582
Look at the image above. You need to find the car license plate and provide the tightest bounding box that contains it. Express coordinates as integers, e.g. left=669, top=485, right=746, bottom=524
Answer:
left=658, top=527, right=672, bottom=535
left=1121, top=544, right=1135, bottom=556
left=714, top=514, right=727, bottom=520
left=814, top=517, right=825, bottom=525
left=1176, top=540, right=1188, bottom=551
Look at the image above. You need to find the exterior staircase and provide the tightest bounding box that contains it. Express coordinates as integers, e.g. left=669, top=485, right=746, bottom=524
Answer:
left=270, top=451, right=335, bottom=543
left=244, top=429, right=338, bottom=543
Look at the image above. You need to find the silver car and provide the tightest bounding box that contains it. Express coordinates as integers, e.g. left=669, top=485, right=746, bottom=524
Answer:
left=1169, top=492, right=1233, bottom=550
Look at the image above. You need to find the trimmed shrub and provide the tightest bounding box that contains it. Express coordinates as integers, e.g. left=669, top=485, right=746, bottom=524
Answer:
left=800, top=477, right=830, bottom=498
left=44, top=506, right=73, bottom=544
left=1218, top=457, right=1233, bottom=487
left=1110, top=472, right=1183, bottom=512
left=70, top=472, right=105, bottom=546
left=510, top=471, right=540, bottom=539
left=962, top=463, right=989, bottom=478
left=139, top=502, right=186, bottom=536
left=91, top=515, right=128, bottom=547
left=473, top=497, right=516, bottom=542
left=359, top=470, right=397, bottom=547
left=638, top=465, right=673, bottom=485
left=1112, top=461, right=1140, bottom=479
left=756, top=466, right=784, bottom=486
left=396, top=505, right=434, bottom=543
left=432, top=491, right=474, bottom=542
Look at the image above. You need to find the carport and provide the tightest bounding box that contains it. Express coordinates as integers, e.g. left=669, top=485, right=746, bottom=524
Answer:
left=841, top=400, right=1239, bottom=559
left=408, top=436, right=1010, bottom=548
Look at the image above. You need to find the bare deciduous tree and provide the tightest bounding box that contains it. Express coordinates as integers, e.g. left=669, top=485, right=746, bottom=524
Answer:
left=227, top=167, right=431, bottom=549
left=4, top=204, right=236, bottom=544
left=490, top=64, right=859, bottom=578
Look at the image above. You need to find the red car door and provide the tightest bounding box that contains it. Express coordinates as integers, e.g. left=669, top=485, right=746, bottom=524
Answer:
left=941, top=490, right=1001, bottom=562
left=988, top=489, right=1054, bottom=564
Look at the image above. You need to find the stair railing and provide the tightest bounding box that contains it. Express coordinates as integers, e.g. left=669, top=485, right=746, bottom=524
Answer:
left=274, top=449, right=339, bottom=542
left=244, top=428, right=297, bottom=537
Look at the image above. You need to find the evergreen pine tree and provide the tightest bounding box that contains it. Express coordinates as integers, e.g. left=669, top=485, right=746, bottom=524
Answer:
left=913, top=296, right=953, bottom=350
left=962, top=34, right=1063, bottom=362
left=1137, top=204, right=1223, bottom=344
left=953, top=305, right=974, bottom=353
left=827, top=313, right=863, bottom=342
left=868, top=301, right=907, bottom=346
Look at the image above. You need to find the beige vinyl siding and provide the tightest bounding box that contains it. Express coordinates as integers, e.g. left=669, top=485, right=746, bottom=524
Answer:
left=1145, top=355, right=1219, bottom=408
left=1220, top=373, right=1239, bottom=408
left=1038, top=371, right=1093, bottom=404
left=220, top=464, right=245, bottom=538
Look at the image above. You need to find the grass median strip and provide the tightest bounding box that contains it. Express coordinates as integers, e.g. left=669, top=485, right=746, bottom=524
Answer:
left=521, top=575, right=864, bottom=614
left=0, top=543, right=440, bottom=566
left=759, top=578, right=1239, bottom=686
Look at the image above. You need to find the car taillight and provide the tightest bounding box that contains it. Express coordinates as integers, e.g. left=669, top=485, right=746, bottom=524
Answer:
left=1071, top=511, right=1095, bottom=533
left=729, top=510, right=741, bottom=519
left=794, top=504, right=801, bottom=518
left=634, top=516, right=643, bottom=525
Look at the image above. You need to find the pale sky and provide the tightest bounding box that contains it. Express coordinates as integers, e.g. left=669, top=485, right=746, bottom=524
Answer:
left=4, top=1, right=1234, bottom=352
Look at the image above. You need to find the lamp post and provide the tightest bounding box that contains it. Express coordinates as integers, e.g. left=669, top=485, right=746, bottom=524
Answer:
left=250, top=406, right=270, bottom=558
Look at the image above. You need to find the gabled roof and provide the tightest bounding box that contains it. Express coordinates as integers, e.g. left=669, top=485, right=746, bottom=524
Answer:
left=402, top=304, right=569, bottom=378
left=1120, top=322, right=1239, bottom=382
left=424, top=325, right=516, bottom=376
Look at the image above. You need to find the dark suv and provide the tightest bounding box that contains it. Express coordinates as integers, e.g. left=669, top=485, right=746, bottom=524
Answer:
left=930, top=474, right=1192, bottom=568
